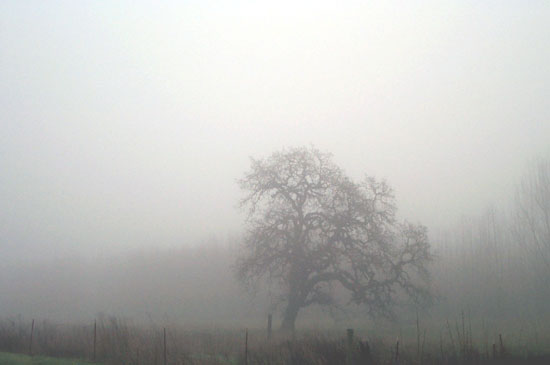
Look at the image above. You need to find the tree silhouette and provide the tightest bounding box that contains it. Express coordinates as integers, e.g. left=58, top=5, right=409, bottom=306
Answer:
left=236, top=147, right=432, bottom=331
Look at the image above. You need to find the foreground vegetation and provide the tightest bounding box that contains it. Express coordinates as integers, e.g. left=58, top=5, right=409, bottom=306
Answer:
left=1, top=316, right=550, bottom=364
left=0, top=351, right=92, bottom=364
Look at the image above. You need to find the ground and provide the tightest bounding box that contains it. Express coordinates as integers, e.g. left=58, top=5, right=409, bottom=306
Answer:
left=0, top=352, right=93, bottom=365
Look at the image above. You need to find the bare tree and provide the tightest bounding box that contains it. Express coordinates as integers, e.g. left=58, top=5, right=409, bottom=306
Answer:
left=236, top=147, right=433, bottom=332
left=513, top=158, right=550, bottom=280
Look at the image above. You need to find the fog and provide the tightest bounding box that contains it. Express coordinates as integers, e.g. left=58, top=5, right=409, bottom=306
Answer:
left=1, top=0, right=550, bottom=335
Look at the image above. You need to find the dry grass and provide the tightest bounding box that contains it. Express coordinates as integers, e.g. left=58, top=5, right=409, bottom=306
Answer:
left=1, top=316, right=549, bottom=364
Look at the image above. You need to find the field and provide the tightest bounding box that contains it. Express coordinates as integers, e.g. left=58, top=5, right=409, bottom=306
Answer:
left=0, top=351, right=92, bottom=364
left=1, top=316, right=550, bottom=364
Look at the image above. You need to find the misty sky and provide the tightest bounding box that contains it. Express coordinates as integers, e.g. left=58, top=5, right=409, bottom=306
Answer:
left=1, top=1, right=549, bottom=261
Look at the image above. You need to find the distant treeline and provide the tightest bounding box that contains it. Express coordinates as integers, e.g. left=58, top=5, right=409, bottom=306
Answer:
left=1, top=159, right=549, bottom=329
left=432, top=158, right=550, bottom=322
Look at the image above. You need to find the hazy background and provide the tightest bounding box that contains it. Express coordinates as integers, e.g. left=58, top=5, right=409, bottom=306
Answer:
left=1, top=1, right=550, bottom=326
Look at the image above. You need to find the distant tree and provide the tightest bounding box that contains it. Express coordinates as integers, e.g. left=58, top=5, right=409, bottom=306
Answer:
left=236, top=147, right=433, bottom=331
left=513, top=158, right=550, bottom=279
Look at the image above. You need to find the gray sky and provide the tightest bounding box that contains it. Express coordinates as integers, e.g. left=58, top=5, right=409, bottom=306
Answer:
left=1, top=1, right=549, bottom=260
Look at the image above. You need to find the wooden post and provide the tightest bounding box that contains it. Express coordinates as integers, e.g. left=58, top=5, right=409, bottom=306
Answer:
left=416, top=311, right=420, bottom=358
left=461, top=311, right=465, bottom=353
left=163, top=328, right=167, bottom=365
left=93, top=319, right=97, bottom=362
left=499, top=334, right=504, bottom=356
left=396, top=338, right=400, bottom=363
left=245, top=328, right=249, bottom=365
left=345, top=329, right=354, bottom=365
left=29, top=319, right=34, bottom=356
left=439, top=332, right=444, bottom=361
left=421, top=329, right=426, bottom=365
left=267, top=314, right=272, bottom=340
left=346, top=328, right=354, bottom=347
left=492, top=343, right=497, bottom=360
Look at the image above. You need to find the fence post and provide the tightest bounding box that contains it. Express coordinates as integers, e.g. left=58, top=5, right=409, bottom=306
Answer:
left=345, top=328, right=354, bottom=365
left=163, top=328, right=167, bottom=365
left=245, top=328, right=249, bottom=365
left=93, top=319, right=97, bottom=362
left=267, top=314, right=272, bottom=340
left=347, top=328, right=354, bottom=347
left=29, top=319, right=34, bottom=356
left=394, top=338, right=399, bottom=364
left=416, top=311, right=420, bottom=358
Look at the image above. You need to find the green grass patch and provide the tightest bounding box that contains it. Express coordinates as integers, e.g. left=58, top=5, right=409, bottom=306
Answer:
left=191, top=352, right=239, bottom=364
left=0, top=352, right=93, bottom=364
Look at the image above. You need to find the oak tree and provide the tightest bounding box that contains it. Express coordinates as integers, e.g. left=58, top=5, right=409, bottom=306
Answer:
left=236, top=147, right=432, bottom=331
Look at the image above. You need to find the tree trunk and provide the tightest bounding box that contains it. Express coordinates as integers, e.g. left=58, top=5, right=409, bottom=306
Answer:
left=281, top=299, right=300, bottom=333
left=281, top=259, right=306, bottom=333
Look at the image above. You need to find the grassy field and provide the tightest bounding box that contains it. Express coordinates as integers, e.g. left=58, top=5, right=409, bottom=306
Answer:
left=0, top=352, right=93, bottom=364
left=1, top=316, right=550, bottom=364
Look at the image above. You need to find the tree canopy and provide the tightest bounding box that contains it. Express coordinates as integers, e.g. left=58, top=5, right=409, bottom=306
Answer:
left=236, top=147, right=432, bottom=331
